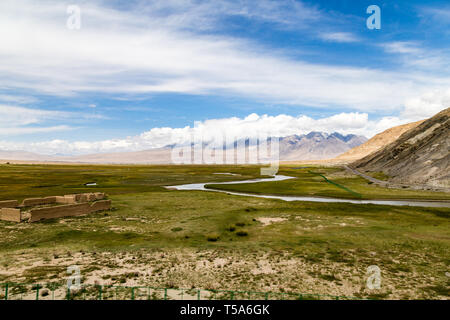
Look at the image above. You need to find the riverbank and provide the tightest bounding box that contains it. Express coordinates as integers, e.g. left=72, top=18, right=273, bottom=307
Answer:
left=168, top=175, right=450, bottom=208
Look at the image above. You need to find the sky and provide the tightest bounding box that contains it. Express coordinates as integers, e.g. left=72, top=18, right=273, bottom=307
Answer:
left=0, top=0, right=449, bottom=155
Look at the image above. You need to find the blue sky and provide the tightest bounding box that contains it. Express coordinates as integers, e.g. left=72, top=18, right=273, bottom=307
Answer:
left=0, top=0, right=449, bottom=154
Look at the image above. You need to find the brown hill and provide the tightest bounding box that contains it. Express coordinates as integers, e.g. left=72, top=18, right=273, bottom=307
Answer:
left=336, top=120, right=424, bottom=161
left=352, top=108, right=450, bottom=188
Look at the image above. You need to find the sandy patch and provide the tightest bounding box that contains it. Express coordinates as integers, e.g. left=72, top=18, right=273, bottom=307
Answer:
left=256, top=217, right=287, bottom=226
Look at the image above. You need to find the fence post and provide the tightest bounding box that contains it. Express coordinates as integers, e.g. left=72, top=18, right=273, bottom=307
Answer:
left=230, top=291, right=234, bottom=300
left=98, top=285, right=103, bottom=300
left=265, top=292, right=269, bottom=300
left=131, top=287, right=135, bottom=300
left=35, top=284, right=40, bottom=300
left=4, top=283, right=8, bottom=300
left=197, top=289, right=200, bottom=300
left=164, top=288, right=167, bottom=300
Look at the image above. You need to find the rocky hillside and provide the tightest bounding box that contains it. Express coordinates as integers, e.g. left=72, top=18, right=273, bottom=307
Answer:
left=336, top=120, right=424, bottom=161
left=352, top=108, right=450, bottom=188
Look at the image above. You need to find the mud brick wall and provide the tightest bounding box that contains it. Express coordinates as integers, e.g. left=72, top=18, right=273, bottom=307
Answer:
left=0, top=208, right=21, bottom=222
left=89, top=200, right=111, bottom=213
left=78, top=193, right=105, bottom=203
left=55, top=195, right=77, bottom=204
left=78, top=194, right=90, bottom=203
left=56, top=193, right=106, bottom=204
left=94, top=192, right=105, bottom=200
left=29, top=200, right=111, bottom=222
left=29, top=203, right=91, bottom=222
left=21, top=196, right=56, bottom=207
left=0, top=200, right=19, bottom=208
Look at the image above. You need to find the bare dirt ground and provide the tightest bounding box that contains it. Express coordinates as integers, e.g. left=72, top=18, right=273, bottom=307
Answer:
left=1, top=247, right=448, bottom=300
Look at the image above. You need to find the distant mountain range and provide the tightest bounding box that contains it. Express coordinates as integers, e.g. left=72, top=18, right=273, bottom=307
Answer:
left=279, top=132, right=367, bottom=161
left=0, top=131, right=367, bottom=163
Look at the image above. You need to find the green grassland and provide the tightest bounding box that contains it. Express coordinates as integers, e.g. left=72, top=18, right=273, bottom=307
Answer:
left=0, top=163, right=261, bottom=202
left=0, top=163, right=449, bottom=299
left=206, top=166, right=450, bottom=200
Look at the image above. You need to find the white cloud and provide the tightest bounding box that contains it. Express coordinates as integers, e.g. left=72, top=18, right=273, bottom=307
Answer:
left=0, top=94, right=38, bottom=105
left=402, top=89, right=450, bottom=118
left=0, top=105, right=72, bottom=127
left=0, top=111, right=434, bottom=155
left=420, top=7, right=450, bottom=23
left=0, top=0, right=449, bottom=113
left=0, top=125, right=72, bottom=135
left=381, top=41, right=450, bottom=72
left=382, top=41, right=422, bottom=54
left=0, top=104, right=103, bottom=136
left=319, top=32, right=359, bottom=43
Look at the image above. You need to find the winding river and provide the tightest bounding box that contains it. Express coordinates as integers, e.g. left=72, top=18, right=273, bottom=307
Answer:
left=166, top=175, right=450, bottom=208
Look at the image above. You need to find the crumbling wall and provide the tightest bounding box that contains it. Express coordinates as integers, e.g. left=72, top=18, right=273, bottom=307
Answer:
left=29, top=203, right=91, bottom=222
left=56, top=193, right=105, bottom=204
left=89, top=200, right=111, bottom=213
left=21, top=197, right=56, bottom=207
left=94, top=192, right=105, bottom=200
left=0, top=208, right=21, bottom=222
left=55, top=195, right=77, bottom=204
left=0, top=193, right=110, bottom=223
left=29, top=200, right=111, bottom=222
left=0, top=200, right=19, bottom=208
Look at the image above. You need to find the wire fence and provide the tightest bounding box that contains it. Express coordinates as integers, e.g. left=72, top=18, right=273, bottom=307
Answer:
left=0, top=282, right=364, bottom=300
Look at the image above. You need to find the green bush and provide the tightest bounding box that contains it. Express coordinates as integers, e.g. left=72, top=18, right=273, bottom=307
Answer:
left=236, top=230, right=248, bottom=237
left=206, top=234, right=220, bottom=242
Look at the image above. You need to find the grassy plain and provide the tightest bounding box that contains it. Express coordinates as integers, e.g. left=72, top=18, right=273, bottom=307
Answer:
left=206, top=166, right=450, bottom=200
left=0, top=163, right=449, bottom=299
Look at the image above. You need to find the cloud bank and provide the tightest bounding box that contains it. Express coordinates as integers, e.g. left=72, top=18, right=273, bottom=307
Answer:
left=0, top=110, right=440, bottom=156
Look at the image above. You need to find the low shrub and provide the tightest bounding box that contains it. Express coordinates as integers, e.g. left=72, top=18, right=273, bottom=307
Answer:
left=206, top=234, right=220, bottom=242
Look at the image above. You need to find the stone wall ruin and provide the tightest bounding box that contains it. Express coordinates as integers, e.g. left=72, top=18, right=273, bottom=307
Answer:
left=0, top=193, right=110, bottom=223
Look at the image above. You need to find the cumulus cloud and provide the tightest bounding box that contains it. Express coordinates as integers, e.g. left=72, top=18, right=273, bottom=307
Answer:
left=0, top=111, right=431, bottom=155
left=402, top=89, right=450, bottom=118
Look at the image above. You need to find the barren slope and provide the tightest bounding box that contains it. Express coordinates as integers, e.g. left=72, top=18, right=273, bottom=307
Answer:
left=336, top=120, right=424, bottom=161
left=352, top=108, right=450, bottom=188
